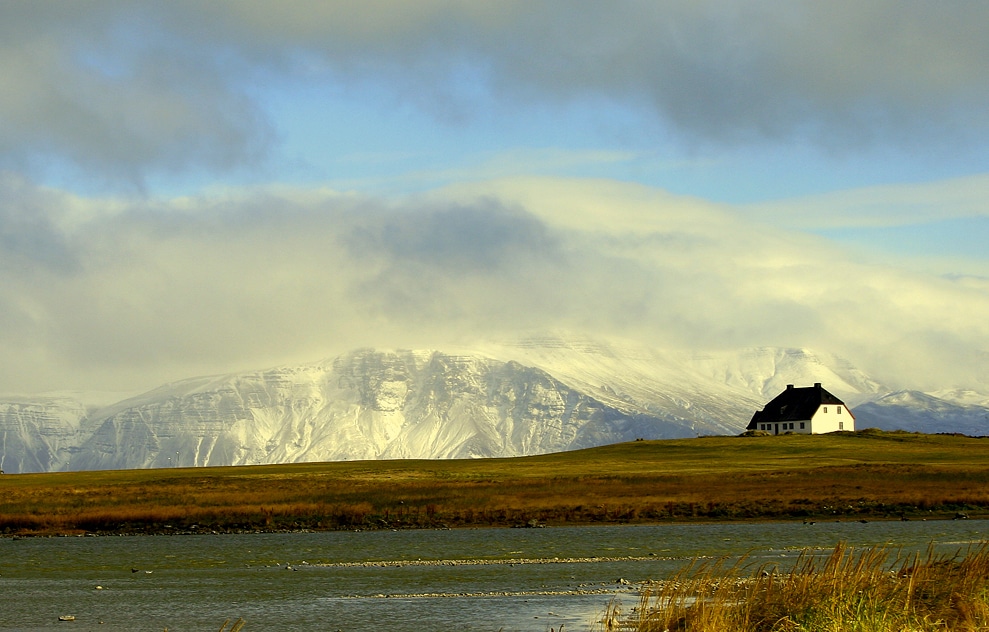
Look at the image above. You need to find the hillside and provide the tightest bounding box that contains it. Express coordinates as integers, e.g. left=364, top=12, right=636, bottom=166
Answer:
left=1, top=336, right=987, bottom=473
left=2, top=432, right=987, bottom=535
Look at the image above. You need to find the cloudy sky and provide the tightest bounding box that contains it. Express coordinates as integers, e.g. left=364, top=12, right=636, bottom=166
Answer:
left=2, top=1, right=988, bottom=395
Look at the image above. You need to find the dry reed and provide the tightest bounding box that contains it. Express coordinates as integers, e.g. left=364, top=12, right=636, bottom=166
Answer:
left=606, top=542, right=989, bottom=631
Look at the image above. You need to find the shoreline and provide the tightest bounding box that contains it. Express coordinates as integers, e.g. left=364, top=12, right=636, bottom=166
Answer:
left=3, top=511, right=983, bottom=539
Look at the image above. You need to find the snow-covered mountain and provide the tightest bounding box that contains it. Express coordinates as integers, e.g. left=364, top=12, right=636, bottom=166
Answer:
left=1, top=338, right=986, bottom=473
left=69, top=349, right=704, bottom=471
left=852, top=390, right=989, bottom=435
left=0, top=396, right=89, bottom=473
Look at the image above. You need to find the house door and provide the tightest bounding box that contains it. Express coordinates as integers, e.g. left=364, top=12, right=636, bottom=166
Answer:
left=774, top=423, right=779, bottom=435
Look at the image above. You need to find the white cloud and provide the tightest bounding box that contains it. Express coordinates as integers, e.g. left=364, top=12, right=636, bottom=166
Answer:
left=739, top=174, right=989, bottom=278
left=325, top=148, right=640, bottom=194
left=1, top=175, right=986, bottom=394
left=744, top=174, right=989, bottom=229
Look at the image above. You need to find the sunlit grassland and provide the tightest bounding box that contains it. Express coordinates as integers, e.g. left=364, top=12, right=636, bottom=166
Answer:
left=606, top=542, right=989, bottom=631
left=2, top=431, right=988, bottom=535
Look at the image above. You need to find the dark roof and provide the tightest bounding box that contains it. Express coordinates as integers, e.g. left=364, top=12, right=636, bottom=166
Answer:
left=747, top=383, right=848, bottom=429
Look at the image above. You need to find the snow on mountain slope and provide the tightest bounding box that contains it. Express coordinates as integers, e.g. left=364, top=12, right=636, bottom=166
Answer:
left=0, top=397, right=88, bottom=473
left=852, top=390, right=989, bottom=436
left=675, top=347, right=887, bottom=405
left=476, top=334, right=885, bottom=423
left=475, top=334, right=761, bottom=433
left=67, top=349, right=700, bottom=471
left=1, top=338, right=985, bottom=473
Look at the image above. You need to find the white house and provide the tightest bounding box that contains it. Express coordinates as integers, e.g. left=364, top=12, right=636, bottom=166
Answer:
left=747, top=383, right=854, bottom=435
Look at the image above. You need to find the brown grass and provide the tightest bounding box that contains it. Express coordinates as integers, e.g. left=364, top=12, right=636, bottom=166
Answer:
left=2, top=431, right=988, bottom=536
left=605, top=541, right=989, bottom=631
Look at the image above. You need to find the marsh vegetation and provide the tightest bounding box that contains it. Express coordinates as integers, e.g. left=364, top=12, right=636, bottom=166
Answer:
left=606, top=541, right=989, bottom=631
left=2, top=431, right=987, bottom=536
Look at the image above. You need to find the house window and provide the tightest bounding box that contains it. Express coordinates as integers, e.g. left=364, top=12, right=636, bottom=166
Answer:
left=823, top=406, right=828, bottom=413
left=839, top=422, right=844, bottom=430
left=799, top=422, right=805, bottom=429
left=837, top=406, right=842, bottom=414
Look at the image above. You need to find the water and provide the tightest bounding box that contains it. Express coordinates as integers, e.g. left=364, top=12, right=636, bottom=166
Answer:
left=1, top=520, right=986, bottom=631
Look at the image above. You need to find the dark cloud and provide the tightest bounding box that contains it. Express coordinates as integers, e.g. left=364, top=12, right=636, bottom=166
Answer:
left=337, top=197, right=577, bottom=331
left=345, top=198, right=557, bottom=270
left=0, top=175, right=78, bottom=273
left=2, top=2, right=987, bottom=184
left=0, top=3, right=273, bottom=187
left=205, top=1, right=989, bottom=146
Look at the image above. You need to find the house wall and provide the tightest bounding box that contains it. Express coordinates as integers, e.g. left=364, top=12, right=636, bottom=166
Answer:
left=753, top=420, right=813, bottom=435
left=810, top=404, right=854, bottom=433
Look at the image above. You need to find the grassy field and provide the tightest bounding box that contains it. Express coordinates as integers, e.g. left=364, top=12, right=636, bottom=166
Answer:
left=2, top=430, right=988, bottom=536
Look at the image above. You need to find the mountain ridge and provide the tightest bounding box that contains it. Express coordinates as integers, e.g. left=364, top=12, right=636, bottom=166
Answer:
left=1, top=339, right=986, bottom=473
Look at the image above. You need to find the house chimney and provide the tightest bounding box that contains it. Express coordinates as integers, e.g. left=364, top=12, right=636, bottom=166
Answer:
left=814, top=382, right=821, bottom=388
left=786, top=384, right=794, bottom=390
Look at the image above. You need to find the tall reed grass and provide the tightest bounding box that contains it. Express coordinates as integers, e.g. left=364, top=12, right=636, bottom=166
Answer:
left=605, top=542, right=989, bottom=631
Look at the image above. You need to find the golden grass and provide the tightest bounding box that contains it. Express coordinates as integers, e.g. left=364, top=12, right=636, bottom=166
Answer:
left=606, top=541, right=989, bottom=631
left=2, top=432, right=988, bottom=535
left=217, top=618, right=246, bottom=632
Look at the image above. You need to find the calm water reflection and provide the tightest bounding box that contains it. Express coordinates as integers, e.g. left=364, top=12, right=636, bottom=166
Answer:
left=1, top=520, right=986, bottom=631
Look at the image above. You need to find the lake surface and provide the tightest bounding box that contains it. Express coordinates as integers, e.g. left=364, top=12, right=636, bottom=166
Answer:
left=1, top=520, right=987, bottom=631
